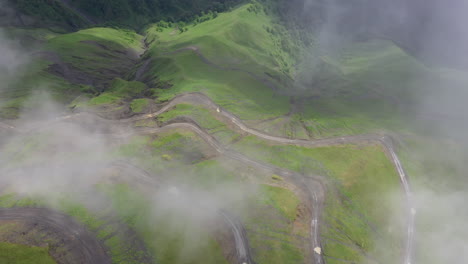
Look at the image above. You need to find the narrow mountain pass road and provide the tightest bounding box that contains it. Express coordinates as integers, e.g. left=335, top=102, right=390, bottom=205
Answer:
left=112, top=121, right=325, bottom=264
left=123, top=92, right=414, bottom=264
left=109, top=160, right=255, bottom=264
left=219, top=210, right=255, bottom=264
left=149, top=47, right=414, bottom=264
left=0, top=125, right=256, bottom=264
left=0, top=118, right=319, bottom=264
left=385, top=142, right=415, bottom=264
left=0, top=90, right=414, bottom=264
left=0, top=42, right=414, bottom=264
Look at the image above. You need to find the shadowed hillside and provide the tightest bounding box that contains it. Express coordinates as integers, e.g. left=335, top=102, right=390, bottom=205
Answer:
left=279, top=0, right=468, bottom=69
left=6, top=0, right=243, bottom=30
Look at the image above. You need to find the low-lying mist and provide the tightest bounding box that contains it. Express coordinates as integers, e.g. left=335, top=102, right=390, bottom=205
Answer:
left=0, top=27, right=253, bottom=261
left=0, top=89, right=254, bottom=259
left=2, top=0, right=468, bottom=263
left=291, top=0, right=468, bottom=263
left=0, top=29, right=29, bottom=93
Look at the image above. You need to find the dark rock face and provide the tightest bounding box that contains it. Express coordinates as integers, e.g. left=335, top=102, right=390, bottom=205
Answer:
left=282, top=0, right=468, bottom=69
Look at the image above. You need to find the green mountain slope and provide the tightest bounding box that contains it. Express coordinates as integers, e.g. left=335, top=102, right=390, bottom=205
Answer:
left=1, top=1, right=467, bottom=264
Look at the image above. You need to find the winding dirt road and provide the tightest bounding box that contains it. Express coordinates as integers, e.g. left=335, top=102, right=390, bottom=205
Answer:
left=0, top=89, right=414, bottom=264
left=0, top=208, right=111, bottom=264
left=219, top=210, right=255, bottom=264
left=128, top=91, right=414, bottom=264
left=0, top=116, right=320, bottom=264
left=110, top=160, right=255, bottom=264
left=0, top=41, right=415, bottom=264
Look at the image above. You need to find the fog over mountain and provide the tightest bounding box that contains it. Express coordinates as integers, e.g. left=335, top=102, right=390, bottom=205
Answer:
left=1, top=0, right=468, bottom=263
left=282, top=1, right=468, bottom=263
left=284, top=0, right=468, bottom=69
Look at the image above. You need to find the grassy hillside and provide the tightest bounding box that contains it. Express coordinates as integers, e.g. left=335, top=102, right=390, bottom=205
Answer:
left=0, top=27, right=148, bottom=119
left=231, top=136, right=403, bottom=263
left=6, top=2, right=455, bottom=135
left=0, top=125, right=310, bottom=264
left=142, top=4, right=296, bottom=122
left=3, top=1, right=467, bottom=264
left=0, top=243, right=56, bottom=264
left=140, top=2, right=468, bottom=139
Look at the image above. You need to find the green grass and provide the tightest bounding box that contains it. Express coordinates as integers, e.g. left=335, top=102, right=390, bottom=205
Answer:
left=295, top=39, right=468, bottom=138
left=1, top=4, right=446, bottom=264
left=149, top=131, right=208, bottom=162
left=0, top=243, right=56, bottom=264
left=135, top=119, right=158, bottom=127
left=158, top=104, right=224, bottom=129
left=146, top=7, right=468, bottom=139
left=232, top=135, right=403, bottom=262
left=43, top=27, right=145, bottom=94
left=0, top=124, right=312, bottom=264
left=113, top=131, right=310, bottom=264
left=248, top=235, right=304, bottom=264
left=0, top=192, right=146, bottom=264
left=109, top=78, right=148, bottom=96
left=130, top=98, right=150, bottom=113
left=141, top=4, right=294, bottom=121
left=243, top=185, right=306, bottom=264
left=0, top=57, right=85, bottom=119
left=58, top=200, right=106, bottom=230
left=0, top=131, right=156, bottom=264
left=7, top=2, right=444, bottom=139
left=101, top=183, right=229, bottom=264
left=140, top=3, right=434, bottom=139
left=1, top=27, right=145, bottom=118
left=113, top=131, right=211, bottom=178
left=47, top=27, right=143, bottom=55
left=143, top=5, right=398, bottom=136
left=147, top=4, right=297, bottom=75
left=260, top=185, right=299, bottom=221
left=88, top=93, right=122, bottom=105
left=84, top=78, right=149, bottom=107
left=154, top=102, right=245, bottom=144
left=150, top=51, right=289, bottom=120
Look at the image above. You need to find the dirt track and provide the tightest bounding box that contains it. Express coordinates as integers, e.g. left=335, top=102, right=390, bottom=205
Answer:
left=109, top=160, right=255, bottom=264
left=0, top=89, right=414, bottom=264
left=0, top=208, right=111, bottom=264
left=0, top=44, right=414, bottom=264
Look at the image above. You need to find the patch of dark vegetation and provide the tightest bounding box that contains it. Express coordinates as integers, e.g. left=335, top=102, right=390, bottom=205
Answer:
left=44, top=46, right=139, bottom=92
left=130, top=57, right=173, bottom=90
left=47, top=62, right=94, bottom=86
left=81, top=41, right=138, bottom=58
left=5, top=0, right=90, bottom=31
left=8, top=0, right=243, bottom=30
